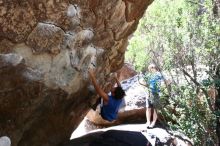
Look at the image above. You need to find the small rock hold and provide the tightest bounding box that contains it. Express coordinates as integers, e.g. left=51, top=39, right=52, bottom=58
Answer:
left=0, top=53, right=24, bottom=67
left=67, top=5, right=77, bottom=17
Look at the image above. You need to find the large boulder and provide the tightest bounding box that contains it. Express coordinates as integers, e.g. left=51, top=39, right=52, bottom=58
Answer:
left=67, top=124, right=193, bottom=146
left=0, top=0, right=153, bottom=146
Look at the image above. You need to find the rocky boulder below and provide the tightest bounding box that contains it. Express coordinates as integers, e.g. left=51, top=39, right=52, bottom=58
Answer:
left=67, top=124, right=193, bottom=146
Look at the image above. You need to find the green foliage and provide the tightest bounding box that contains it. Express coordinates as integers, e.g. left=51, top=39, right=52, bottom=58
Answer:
left=126, top=0, right=220, bottom=145
left=125, top=35, right=150, bottom=71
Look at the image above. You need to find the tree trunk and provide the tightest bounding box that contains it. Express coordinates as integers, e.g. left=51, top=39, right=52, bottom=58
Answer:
left=213, top=0, right=220, bottom=17
left=215, top=64, right=220, bottom=145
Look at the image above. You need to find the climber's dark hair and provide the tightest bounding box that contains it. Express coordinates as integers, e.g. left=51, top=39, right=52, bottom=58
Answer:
left=114, top=86, right=125, bottom=99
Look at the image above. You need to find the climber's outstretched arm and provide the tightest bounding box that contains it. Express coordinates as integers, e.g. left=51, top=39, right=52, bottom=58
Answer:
left=138, top=74, right=148, bottom=87
left=88, top=69, right=109, bottom=104
left=114, top=73, right=121, bottom=87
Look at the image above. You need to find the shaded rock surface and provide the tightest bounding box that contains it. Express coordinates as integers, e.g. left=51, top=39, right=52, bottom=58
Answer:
left=0, top=0, right=153, bottom=146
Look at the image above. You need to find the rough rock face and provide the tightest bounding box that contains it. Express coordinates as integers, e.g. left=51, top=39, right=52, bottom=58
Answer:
left=0, top=0, right=152, bottom=146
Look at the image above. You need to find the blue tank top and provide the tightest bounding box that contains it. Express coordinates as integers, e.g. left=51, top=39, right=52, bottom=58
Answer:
left=144, top=72, right=163, bottom=94
left=101, top=95, right=122, bottom=121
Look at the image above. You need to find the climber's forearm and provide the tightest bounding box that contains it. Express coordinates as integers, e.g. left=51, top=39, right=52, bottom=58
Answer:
left=88, top=70, right=109, bottom=103
left=115, top=77, right=121, bottom=87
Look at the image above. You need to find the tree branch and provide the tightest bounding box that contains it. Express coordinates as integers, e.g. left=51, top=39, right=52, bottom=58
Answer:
left=181, top=68, right=214, bottom=111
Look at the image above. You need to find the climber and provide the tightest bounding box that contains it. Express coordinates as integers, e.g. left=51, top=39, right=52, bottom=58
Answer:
left=142, top=64, right=170, bottom=128
left=87, top=69, right=126, bottom=123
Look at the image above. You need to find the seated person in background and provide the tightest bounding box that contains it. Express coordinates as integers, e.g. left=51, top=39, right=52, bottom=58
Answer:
left=87, top=69, right=126, bottom=123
